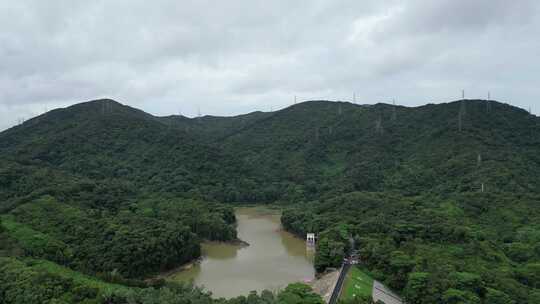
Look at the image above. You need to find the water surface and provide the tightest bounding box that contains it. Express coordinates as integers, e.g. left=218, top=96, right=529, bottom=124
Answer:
left=169, top=207, right=314, bottom=298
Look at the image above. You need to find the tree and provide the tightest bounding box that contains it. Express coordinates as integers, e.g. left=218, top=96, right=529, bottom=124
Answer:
left=449, top=272, right=485, bottom=297
left=442, top=289, right=480, bottom=304
left=484, top=288, right=515, bottom=304
left=277, top=283, right=324, bottom=304
left=387, top=251, right=415, bottom=290
left=516, top=263, right=540, bottom=288
left=404, top=272, right=430, bottom=304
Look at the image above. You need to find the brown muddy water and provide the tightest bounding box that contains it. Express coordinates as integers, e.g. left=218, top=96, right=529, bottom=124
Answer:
left=168, top=207, right=315, bottom=298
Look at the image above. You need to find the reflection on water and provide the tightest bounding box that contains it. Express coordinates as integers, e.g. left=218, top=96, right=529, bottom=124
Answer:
left=280, top=230, right=314, bottom=259
left=168, top=207, right=315, bottom=298
left=203, top=242, right=241, bottom=260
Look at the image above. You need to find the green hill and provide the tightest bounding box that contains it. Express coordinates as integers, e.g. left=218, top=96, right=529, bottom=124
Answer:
left=1, top=98, right=539, bottom=303
left=2, top=99, right=539, bottom=203
left=220, top=100, right=540, bottom=198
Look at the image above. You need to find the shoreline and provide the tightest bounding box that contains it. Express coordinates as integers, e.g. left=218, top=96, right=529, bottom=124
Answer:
left=148, top=238, right=250, bottom=282
left=147, top=206, right=316, bottom=298
left=308, top=268, right=340, bottom=303
left=204, top=238, right=250, bottom=247
left=149, top=257, right=204, bottom=281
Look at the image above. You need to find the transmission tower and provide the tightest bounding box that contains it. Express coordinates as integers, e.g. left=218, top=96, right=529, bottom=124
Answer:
left=458, top=101, right=466, bottom=132
left=485, top=92, right=492, bottom=113
left=392, top=99, right=397, bottom=121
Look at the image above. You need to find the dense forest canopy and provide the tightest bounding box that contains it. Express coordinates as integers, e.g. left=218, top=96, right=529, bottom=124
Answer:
left=1, top=98, right=539, bottom=303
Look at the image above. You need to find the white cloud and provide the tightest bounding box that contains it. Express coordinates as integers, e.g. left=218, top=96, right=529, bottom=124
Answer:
left=1, top=0, right=539, bottom=131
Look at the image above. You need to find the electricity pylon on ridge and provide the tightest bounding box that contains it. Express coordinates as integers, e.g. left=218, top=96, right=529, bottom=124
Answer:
left=486, top=92, right=492, bottom=113
left=392, top=99, right=397, bottom=121
left=458, top=101, right=466, bottom=132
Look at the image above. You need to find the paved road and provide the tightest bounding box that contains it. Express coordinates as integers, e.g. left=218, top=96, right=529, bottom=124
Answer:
left=372, top=281, right=403, bottom=304
left=328, top=263, right=351, bottom=304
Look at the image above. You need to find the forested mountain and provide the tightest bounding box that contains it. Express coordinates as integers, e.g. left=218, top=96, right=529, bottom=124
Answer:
left=221, top=100, right=540, bottom=199
left=1, top=98, right=539, bottom=303
left=0, top=100, right=242, bottom=303
left=157, top=110, right=272, bottom=141
left=2, top=99, right=539, bottom=203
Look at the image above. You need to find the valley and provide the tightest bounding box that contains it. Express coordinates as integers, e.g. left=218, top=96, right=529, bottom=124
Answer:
left=1, top=99, right=539, bottom=304
left=167, top=207, right=315, bottom=298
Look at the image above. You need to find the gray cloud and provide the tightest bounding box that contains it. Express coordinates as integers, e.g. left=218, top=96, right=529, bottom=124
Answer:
left=1, top=0, right=539, bottom=131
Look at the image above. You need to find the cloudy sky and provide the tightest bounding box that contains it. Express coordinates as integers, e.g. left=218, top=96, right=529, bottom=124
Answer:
left=1, top=0, right=539, bottom=131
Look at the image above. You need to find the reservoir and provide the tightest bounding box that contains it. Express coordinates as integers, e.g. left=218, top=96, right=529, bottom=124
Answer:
left=168, top=207, right=315, bottom=298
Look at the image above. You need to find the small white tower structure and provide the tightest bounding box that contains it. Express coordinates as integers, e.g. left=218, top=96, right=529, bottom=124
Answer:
left=306, top=233, right=316, bottom=246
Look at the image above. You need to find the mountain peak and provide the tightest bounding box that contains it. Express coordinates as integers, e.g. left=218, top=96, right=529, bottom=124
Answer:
left=65, top=98, right=122, bottom=111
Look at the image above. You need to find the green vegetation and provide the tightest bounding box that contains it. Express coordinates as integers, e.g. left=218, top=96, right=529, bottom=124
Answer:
left=281, top=192, right=540, bottom=303
left=0, top=255, right=322, bottom=304
left=1, top=257, right=128, bottom=294
left=1, top=256, right=324, bottom=304
left=2, top=195, right=237, bottom=279
left=282, top=193, right=540, bottom=303
left=340, top=267, right=374, bottom=301
left=1, top=99, right=540, bottom=303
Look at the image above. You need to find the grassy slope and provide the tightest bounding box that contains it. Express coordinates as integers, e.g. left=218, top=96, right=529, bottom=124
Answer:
left=0, top=214, right=72, bottom=261
left=19, top=258, right=128, bottom=294
left=340, top=266, right=374, bottom=300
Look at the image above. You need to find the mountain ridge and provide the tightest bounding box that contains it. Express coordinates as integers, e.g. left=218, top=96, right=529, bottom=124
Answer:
left=7, top=98, right=535, bottom=134
left=2, top=98, right=539, bottom=200
left=1, top=97, right=540, bottom=303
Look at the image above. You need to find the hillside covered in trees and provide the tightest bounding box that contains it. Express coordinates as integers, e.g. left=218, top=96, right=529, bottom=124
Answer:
left=1, top=98, right=539, bottom=303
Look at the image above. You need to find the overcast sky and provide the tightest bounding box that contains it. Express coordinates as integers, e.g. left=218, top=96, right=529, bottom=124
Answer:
left=1, top=1, right=539, bottom=131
